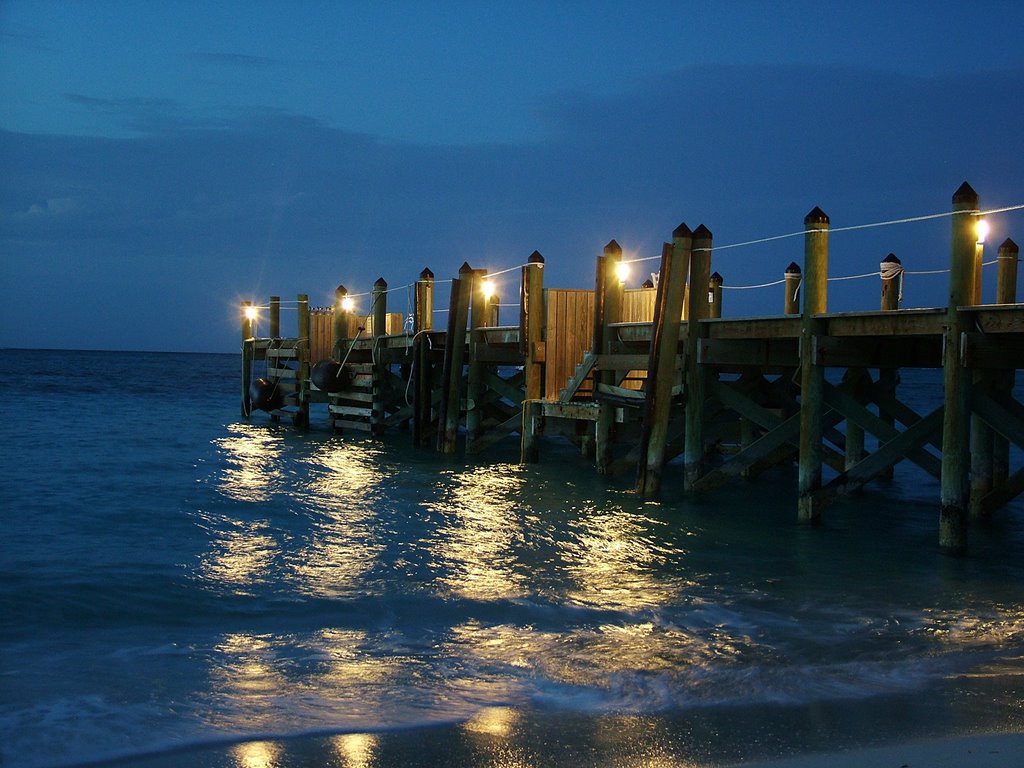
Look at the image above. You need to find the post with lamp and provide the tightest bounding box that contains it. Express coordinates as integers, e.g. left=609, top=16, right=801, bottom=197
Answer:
left=466, top=268, right=489, bottom=447
left=241, top=301, right=257, bottom=416
left=970, top=219, right=994, bottom=518
left=413, top=268, right=435, bottom=448
left=939, top=182, right=979, bottom=552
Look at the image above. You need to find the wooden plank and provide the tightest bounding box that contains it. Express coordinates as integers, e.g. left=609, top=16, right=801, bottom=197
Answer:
left=595, top=354, right=650, bottom=371
left=813, top=335, right=942, bottom=368
left=329, top=390, right=375, bottom=403
left=559, top=352, right=598, bottom=402
left=705, top=316, right=801, bottom=340
left=699, top=338, right=799, bottom=367
left=540, top=400, right=601, bottom=421
left=823, top=308, right=945, bottom=337
left=691, top=411, right=803, bottom=491
left=962, top=332, right=1024, bottom=369
left=331, top=419, right=373, bottom=432
left=968, top=305, right=1024, bottom=334
left=466, top=410, right=523, bottom=454
left=328, top=404, right=374, bottom=417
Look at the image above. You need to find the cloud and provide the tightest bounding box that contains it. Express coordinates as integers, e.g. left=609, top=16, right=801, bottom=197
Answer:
left=3, top=63, right=1024, bottom=351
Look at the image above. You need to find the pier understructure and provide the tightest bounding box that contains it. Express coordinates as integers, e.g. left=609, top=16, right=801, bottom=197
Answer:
left=241, top=183, right=1023, bottom=552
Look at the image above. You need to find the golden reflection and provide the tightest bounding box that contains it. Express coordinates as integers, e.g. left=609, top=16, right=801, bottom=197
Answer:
left=208, top=634, right=291, bottom=731
left=231, top=740, right=282, bottom=768
left=289, top=444, right=387, bottom=597
left=562, top=509, right=686, bottom=611
left=463, top=706, right=519, bottom=737
left=215, top=424, right=285, bottom=502
left=198, top=519, right=277, bottom=591
left=430, top=464, right=528, bottom=601
left=331, top=732, right=378, bottom=768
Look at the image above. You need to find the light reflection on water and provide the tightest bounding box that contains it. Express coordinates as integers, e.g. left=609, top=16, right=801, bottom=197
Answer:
left=214, top=424, right=286, bottom=502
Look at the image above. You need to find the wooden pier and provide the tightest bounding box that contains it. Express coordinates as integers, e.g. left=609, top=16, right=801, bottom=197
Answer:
left=240, top=182, right=1024, bottom=552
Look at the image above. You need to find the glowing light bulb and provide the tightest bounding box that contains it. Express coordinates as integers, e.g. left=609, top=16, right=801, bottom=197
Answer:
left=976, top=219, right=990, bottom=244
left=243, top=305, right=258, bottom=321
left=481, top=279, right=496, bottom=300
left=615, top=261, right=630, bottom=284
left=340, top=296, right=355, bottom=312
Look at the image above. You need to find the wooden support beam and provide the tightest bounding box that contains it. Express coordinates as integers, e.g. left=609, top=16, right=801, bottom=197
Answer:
left=638, top=233, right=690, bottom=498
left=594, top=240, right=624, bottom=474
left=413, top=268, right=435, bottom=447
left=993, top=239, right=1019, bottom=485
left=560, top=352, right=597, bottom=402
left=684, top=225, right=713, bottom=489
left=466, top=267, right=488, bottom=444
left=294, top=294, right=310, bottom=428
left=437, top=265, right=473, bottom=454
left=522, top=251, right=546, bottom=402
left=978, top=466, right=1024, bottom=517
left=940, top=182, right=979, bottom=553
left=467, top=410, right=523, bottom=454
left=798, top=206, right=829, bottom=523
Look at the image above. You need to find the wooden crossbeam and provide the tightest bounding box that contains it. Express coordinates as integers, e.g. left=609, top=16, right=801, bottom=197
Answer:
left=482, top=369, right=525, bottom=405
left=560, top=352, right=598, bottom=402
left=971, top=389, right=1024, bottom=449
left=978, top=466, right=1024, bottom=516
left=823, top=383, right=942, bottom=479
left=814, top=405, right=944, bottom=503
left=467, top=410, right=523, bottom=454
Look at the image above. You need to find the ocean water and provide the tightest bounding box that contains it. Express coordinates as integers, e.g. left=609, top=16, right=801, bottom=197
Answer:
left=2, top=348, right=1024, bottom=768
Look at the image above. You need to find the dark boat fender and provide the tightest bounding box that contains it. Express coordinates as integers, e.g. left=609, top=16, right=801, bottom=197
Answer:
left=311, top=359, right=351, bottom=392
left=249, top=378, right=285, bottom=411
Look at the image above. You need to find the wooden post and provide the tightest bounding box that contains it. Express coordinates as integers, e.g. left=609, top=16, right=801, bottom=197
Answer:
left=684, top=225, right=713, bottom=489
left=709, top=272, right=723, bottom=320
left=993, top=239, right=1019, bottom=484
left=784, top=262, right=801, bottom=315
left=797, top=207, right=829, bottom=523
left=295, top=293, right=310, bottom=428
left=594, top=240, right=624, bottom=474
left=437, top=263, right=473, bottom=454
left=877, top=254, right=902, bottom=480
left=413, top=268, right=435, bottom=448
left=372, top=277, right=388, bottom=337
left=637, top=230, right=690, bottom=497
left=940, top=182, right=979, bottom=552
left=466, top=268, right=488, bottom=445
left=241, top=301, right=254, bottom=417
left=521, top=399, right=542, bottom=463
left=521, top=251, right=545, bottom=402
left=996, top=238, right=1020, bottom=304
left=269, top=296, right=281, bottom=337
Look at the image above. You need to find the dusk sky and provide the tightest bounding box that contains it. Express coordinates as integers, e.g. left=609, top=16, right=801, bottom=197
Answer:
left=2, top=1, right=1023, bottom=352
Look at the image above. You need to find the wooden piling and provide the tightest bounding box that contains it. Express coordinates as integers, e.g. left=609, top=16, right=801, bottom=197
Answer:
left=241, top=301, right=253, bottom=417
left=372, top=278, right=388, bottom=338
left=637, top=231, right=690, bottom=497
left=993, top=239, right=1020, bottom=485
left=940, top=182, right=979, bottom=552
left=709, top=272, right=723, bottom=320
left=797, top=207, right=829, bottom=523
left=684, top=225, right=713, bottom=489
left=594, top=240, right=624, bottom=474
left=295, top=293, right=311, bottom=428
left=784, top=263, right=801, bottom=315
left=437, top=263, right=473, bottom=454
left=466, top=268, right=488, bottom=445
left=521, top=251, right=545, bottom=402
left=878, top=254, right=902, bottom=480
left=488, top=294, right=500, bottom=327
left=413, top=268, right=435, bottom=448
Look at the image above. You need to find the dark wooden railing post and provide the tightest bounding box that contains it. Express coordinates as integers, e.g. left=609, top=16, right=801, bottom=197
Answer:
left=784, top=262, right=802, bottom=315
left=708, top=272, right=723, bottom=319
left=295, top=293, right=310, bottom=428
left=269, top=296, right=281, bottom=337
left=437, top=263, right=473, bottom=454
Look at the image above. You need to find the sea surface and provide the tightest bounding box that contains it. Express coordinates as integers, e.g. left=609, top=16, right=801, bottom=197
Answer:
left=2, top=348, right=1024, bottom=768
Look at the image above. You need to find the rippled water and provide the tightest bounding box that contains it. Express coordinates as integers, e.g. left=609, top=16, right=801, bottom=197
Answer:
left=2, top=349, right=1024, bottom=767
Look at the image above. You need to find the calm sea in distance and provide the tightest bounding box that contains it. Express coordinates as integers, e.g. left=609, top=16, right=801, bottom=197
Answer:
left=2, top=348, right=1024, bottom=767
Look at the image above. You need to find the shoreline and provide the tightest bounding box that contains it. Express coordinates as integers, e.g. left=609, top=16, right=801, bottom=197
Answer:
left=85, top=712, right=1024, bottom=768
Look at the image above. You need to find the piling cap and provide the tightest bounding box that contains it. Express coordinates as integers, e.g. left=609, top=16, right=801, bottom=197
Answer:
left=673, top=222, right=692, bottom=239
left=882, top=253, right=902, bottom=264
left=693, top=224, right=713, bottom=241
left=603, top=239, right=622, bottom=256
left=335, top=284, right=348, bottom=297
left=419, top=267, right=434, bottom=280
left=641, top=278, right=655, bottom=288
left=374, top=276, right=388, bottom=289
left=528, top=250, right=545, bottom=264
left=952, top=181, right=979, bottom=206
left=459, top=261, right=474, bottom=274
left=709, top=271, right=723, bottom=284
left=804, top=206, right=829, bottom=226
left=999, top=237, right=1018, bottom=253
left=784, top=262, right=802, bottom=275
